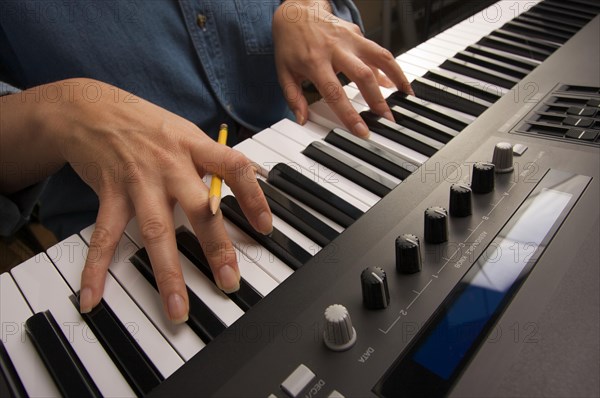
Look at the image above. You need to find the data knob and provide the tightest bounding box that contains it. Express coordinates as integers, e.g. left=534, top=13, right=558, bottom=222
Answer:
left=492, top=142, right=514, bottom=173
left=449, top=183, right=472, bottom=217
left=424, top=207, right=448, bottom=244
left=471, top=162, right=495, bottom=194
left=323, top=304, right=357, bottom=352
left=361, top=267, right=390, bottom=309
left=395, top=234, right=422, bottom=274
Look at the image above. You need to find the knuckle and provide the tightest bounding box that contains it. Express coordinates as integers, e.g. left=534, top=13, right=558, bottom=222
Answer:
left=354, top=64, right=374, bottom=82
left=202, top=239, right=234, bottom=262
left=379, top=48, right=395, bottom=63
left=154, top=267, right=184, bottom=288
left=139, top=216, right=170, bottom=244
left=88, top=226, right=118, bottom=262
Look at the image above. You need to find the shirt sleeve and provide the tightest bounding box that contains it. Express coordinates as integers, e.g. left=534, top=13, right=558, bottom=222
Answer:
left=330, top=0, right=365, bottom=32
left=0, top=81, right=48, bottom=237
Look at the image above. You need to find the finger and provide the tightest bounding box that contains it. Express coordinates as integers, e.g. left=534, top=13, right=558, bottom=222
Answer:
left=131, top=187, right=189, bottom=324
left=311, top=67, right=370, bottom=138
left=373, top=67, right=395, bottom=88
left=357, top=40, right=414, bottom=95
left=278, top=68, right=309, bottom=125
left=191, top=143, right=272, bottom=235
left=169, top=171, right=241, bottom=293
left=336, top=52, right=393, bottom=122
left=80, top=194, right=132, bottom=313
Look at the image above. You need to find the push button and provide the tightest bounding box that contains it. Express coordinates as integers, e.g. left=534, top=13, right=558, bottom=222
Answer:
left=281, top=364, right=316, bottom=398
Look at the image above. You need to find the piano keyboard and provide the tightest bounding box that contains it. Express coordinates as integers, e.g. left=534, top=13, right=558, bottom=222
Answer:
left=1, top=0, right=599, bottom=396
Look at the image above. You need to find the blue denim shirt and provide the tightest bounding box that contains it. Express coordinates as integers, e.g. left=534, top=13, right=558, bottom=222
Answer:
left=0, top=0, right=362, bottom=238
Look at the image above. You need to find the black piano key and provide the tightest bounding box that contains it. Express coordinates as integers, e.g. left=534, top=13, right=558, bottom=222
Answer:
left=257, top=179, right=339, bottom=247
left=175, top=227, right=262, bottom=311
left=423, top=69, right=501, bottom=104
left=534, top=2, right=594, bottom=23
left=0, top=341, right=27, bottom=398
left=302, top=141, right=395, bottom=197
left=71, top=296, right=163, bottom=396
left=25, top=311, right=102, bottom=398
left=129, top=248, right=226, bottom=343
left=494, top=28, right=560, bottom=51
left=503, top=20, right=570, bottom=44
left=410, top=77, right=488, bottom=116
left=324, top=128, right=418, bottom=180
left=546, top=0, right=600, bottom=14
left=361, top=111, right=444, bottom=157
left=526, top=10, right=585, bottom=30
left=386, top=93, right=470, bottom=131
left=267, top=163, right=363, bottom=228
left=390, top=104, right=460, bottom=143
left=515, top=15, right=579, bottom=36
left=478, top=35, right=550, bottom=62
left=466, top=44, right=538, bottom=71
left=439, top=58, right=520, bottom=89
left=220, top=195, right=312, bottom=271
left=454, top=50, right=530, bottom=79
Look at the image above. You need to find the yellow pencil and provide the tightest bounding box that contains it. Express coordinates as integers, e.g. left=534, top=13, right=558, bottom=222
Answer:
left=209, top=124, right=228, bottom=215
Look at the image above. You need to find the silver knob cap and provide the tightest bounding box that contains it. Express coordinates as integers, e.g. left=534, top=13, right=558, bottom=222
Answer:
left=323, top=304, right=357, bottom=351
left=492, top=142, right=514, bottom=173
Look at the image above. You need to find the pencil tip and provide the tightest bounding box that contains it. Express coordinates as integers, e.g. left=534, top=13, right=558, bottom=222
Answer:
left=209, top=196, right=220, bottom=215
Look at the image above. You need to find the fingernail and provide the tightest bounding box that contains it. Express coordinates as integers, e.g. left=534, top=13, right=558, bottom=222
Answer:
left=217, top=265, right=240, bottom=294
left=353, top=122, right=370, bottom=139
left=79, top=287, right=93, bottom=314
left=294, top=110, right=305, bottom=125
left=383, top=111, right=394, bottom=122
left=257, top=211, right=273, bottom=235
left=167, top=293, right=188, bottom=324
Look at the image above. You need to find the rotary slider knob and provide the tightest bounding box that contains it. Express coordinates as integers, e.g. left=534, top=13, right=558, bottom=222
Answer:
left=323, top=304, right=357, bottom=351
left=449, top=183, right=472, bottom=217
left=424, top=207, right=448, bottom=244
left=492, top=142, right=514, bottom=173
left=471, top=162, right=495, bottom=194
left=396, top=234, right=422, bottom=274
left=361, top=267, right=390, bottom=309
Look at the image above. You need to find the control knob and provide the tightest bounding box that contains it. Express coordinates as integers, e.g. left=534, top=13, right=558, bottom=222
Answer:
left=471, top=162, right=495, bottom=194
left=492, top=142, right=514, bottom=173
left=323, top=304, right=357, bottom=351
left=361, top=267, right=390, bottom=309
left=424, top=207, right=448, bottom=244
left=395, top=234, right=422, bottom=274
left=449, top=183, right=472, bottom=217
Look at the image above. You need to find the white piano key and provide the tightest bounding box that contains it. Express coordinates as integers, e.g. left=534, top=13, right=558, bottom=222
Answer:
left=396, top=60, right=429, bottom=78
left=81, top=225, right=206, bottom=362
left=10, top=254, right=135, bottom=397
left=46, top=235, right=184, bottom=378
left=257, top=172, right=345, bottom=234
left=262, top=122, right=402, bottom=185
left=123, top=202, right=281, bottom=300
left=414, top=42, right=458, bottom=59
left=307, top=95, right=429, bottom=166
left=426, top=37, right=465, bottom=53
left=398, top=53, right=440, bottom=71
left=176, top=252, right=244, bottom=327
left=253, top=128, right=400, bottom=195
left=220, top=184, right=321, bottom=257
left=225, top=218, right=294, bottom=283
left=122, top=216, right=249, bottom=326
left=406, top=48, right=447, bottom=65
left=432, top=31, right=477, bottom=48
left=170, top=204, right=294, bottom=284
left=0, top=273, right=61, bottom=397
left=235, top=137, right=372, bottom=211
left=233, top=244, right=279, bottom=297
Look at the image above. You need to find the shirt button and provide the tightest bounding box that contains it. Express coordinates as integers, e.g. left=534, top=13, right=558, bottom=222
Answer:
left=196, top=13, right=207, bottom=29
